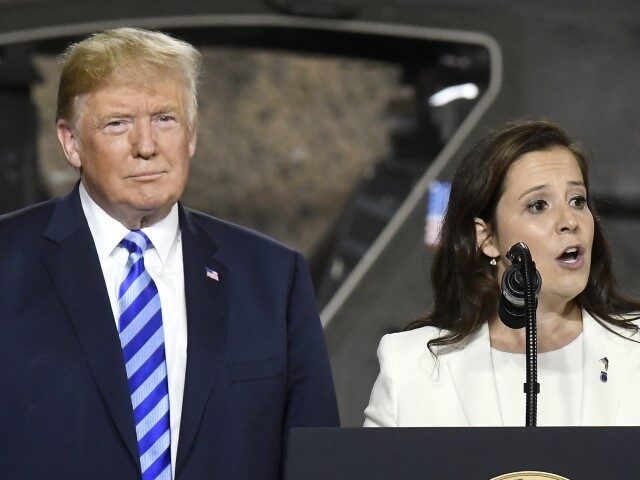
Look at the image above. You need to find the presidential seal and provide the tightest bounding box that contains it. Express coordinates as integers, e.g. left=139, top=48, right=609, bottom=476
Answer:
left=491, top=471, right=569, bottom=480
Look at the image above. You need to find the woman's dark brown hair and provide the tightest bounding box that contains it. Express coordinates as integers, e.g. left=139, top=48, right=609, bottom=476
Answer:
left=408, top=120, right=640, bottom=350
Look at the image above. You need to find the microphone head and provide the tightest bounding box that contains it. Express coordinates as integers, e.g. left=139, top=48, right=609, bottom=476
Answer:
left=498, top=293, right=527, bottom=329
left=498, top=263, right=541, bottom=329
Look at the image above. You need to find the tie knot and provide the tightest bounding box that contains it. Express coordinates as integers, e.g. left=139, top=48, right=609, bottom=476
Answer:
left=120, top=230, right=152, bottom=255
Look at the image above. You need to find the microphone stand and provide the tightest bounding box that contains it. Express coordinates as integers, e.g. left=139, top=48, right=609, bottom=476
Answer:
left=506, top=243, right=540, bottom=427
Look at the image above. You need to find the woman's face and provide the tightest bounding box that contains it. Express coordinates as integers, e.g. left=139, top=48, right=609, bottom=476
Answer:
left=480, top=147, right=595, bottom=310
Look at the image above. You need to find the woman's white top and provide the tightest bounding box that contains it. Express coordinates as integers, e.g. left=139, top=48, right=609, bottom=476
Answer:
left=491, top=334, right=583, bottom=426
left=364, top=311, right=640, bottom=427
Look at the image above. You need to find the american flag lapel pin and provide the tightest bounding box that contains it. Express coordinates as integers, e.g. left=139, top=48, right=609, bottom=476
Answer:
left=205, top=267, right=219, bottom=282
left=599, top=357, right=609, bottom=383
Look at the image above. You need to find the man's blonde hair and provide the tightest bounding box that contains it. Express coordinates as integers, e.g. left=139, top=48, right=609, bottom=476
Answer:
left=56, top=28, right=202, bottom=129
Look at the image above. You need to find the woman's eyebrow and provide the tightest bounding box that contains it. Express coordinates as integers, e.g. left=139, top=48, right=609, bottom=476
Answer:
left=517, top=180, right=585, bottom=201
left=517, top=184, right=547, bottom=201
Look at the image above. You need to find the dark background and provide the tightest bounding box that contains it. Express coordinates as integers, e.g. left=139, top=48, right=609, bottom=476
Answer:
left=1, top=0, right=639, bottom=427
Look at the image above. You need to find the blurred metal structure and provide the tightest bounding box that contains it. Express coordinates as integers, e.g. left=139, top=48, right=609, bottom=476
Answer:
left=315, top=43, right=489, bottom=306
left=1, top=0, right=640, bottom=427
left=0, top=43, right=45, bottom=211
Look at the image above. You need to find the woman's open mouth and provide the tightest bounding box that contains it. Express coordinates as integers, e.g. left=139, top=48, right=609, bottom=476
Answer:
left=556, top=245, right=584, bottom=269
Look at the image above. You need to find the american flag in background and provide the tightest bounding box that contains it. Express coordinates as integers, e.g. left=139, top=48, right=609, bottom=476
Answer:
left=424, top=180, right=451, bottom=249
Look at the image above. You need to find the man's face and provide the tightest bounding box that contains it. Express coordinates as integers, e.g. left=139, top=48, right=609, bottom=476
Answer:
left=57, top=75, right=196, bottom=228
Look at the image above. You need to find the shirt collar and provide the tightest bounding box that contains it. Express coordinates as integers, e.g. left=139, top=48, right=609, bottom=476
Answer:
left=79, top=181, right=180, bottom=266
left=143, top=203, right=180, bottom=267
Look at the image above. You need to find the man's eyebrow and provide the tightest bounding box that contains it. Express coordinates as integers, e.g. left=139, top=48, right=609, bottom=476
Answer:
left=94, top=112, right=133, bottom=124
left=93, top=106, right=180, bottom=125
left=152, top=105, right=180, bottom=115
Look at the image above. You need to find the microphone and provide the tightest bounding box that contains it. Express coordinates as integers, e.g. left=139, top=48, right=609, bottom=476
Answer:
left=498, top=243, right=542, bottom=329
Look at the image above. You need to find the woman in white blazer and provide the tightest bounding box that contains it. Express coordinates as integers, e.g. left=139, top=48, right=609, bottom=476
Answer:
left=365, top=120, right=640, bottom=427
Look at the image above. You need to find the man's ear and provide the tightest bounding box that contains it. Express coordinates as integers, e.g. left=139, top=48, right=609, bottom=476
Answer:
left=56, top=120, right=82, bottom=169
left=188, top=127, right=197, bottom=159
left=474, top=217, right=500, bottom=259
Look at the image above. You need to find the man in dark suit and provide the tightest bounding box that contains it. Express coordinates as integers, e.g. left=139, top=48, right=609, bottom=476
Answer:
left=0, top=28, right=339, bottom=479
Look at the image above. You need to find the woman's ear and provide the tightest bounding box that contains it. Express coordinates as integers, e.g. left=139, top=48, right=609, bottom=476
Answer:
left=474, top=217, right=500, bottom=259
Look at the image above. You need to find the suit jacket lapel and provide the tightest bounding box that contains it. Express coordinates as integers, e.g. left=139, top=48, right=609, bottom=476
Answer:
left=581, top=311, right=631, bottom=426
left=446, top=324, right=503, bottom=426
left=40, top=186, right=140, bottom=468
left=176, top=207, right=228, bottom=473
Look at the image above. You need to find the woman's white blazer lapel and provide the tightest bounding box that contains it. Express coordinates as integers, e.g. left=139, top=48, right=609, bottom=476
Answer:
left=445, top=323, right=503, bottom=426
left=581, top=311, right=637, bottom=425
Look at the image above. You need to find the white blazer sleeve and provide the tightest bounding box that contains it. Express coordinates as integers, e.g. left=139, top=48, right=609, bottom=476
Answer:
left=363, top=334, right=398, bottom=427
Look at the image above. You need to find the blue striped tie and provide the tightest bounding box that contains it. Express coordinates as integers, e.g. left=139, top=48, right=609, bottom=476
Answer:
left=118, top=230, right=172, bottom=480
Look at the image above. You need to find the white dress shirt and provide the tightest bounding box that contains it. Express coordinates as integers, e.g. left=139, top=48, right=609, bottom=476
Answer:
left=492, top=333, right=584, bottom=426
left=79, top=183, right=187, bottom=478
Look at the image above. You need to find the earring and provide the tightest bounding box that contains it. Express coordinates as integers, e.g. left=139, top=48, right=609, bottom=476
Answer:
left=490, top=257, right=497, bottom=266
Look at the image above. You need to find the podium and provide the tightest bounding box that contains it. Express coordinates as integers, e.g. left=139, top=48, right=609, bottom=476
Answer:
left=285, top=427, right=639, bottom=479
